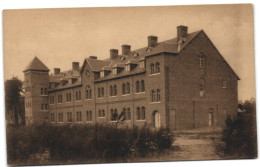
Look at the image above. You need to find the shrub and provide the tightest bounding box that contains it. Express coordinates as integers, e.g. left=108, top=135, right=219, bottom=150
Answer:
left=6, top=124, right=174, bottom=165
left=217, top=99, right=257, bottom=159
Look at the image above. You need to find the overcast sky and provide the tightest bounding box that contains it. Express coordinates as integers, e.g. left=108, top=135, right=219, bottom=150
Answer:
left=3, top=4, right=254, bottom=101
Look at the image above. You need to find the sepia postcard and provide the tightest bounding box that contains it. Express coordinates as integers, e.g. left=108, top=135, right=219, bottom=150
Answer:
left=3, top=4, right=257, bottom=166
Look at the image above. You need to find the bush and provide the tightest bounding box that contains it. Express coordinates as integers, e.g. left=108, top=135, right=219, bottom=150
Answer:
left=6, top=124, right=173, bottom=165
left=217, top=99, right=257, bottom=159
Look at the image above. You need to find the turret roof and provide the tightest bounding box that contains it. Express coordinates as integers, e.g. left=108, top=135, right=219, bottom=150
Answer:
left=23, top=56, right=50, bottom=72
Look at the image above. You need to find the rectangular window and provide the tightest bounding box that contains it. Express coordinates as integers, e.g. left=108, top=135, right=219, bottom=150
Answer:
left=58, top=94, right=63, bottom=103
left=50, top=113, right=55, bottom=122
left=76, top=111, right=82, bottom=122
left=136, top=81, right=140, bottom=93
left=86, top=111, right=92, bottom=121
left=58, top=113, right=63, bottom=122
left=67, top=112, right=72, bottom=122
left=98, top=110, right=105, bottom=118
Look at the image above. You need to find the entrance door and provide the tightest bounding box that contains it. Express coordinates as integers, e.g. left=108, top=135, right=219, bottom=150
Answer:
left=154, top=111, right=160, bottom=128
left=209, top=111, right=214, bottom=127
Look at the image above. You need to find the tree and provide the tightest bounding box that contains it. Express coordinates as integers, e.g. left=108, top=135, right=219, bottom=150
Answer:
left=5, top=77, right=25, bottom=125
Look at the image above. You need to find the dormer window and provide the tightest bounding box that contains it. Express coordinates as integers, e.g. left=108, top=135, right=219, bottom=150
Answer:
left=100, top=71, right=105, bottom=78
left=125, top=64, right=130, bottom=72
left=112, top=68, right=117, bottom=75
left=68, top=79, right=72, bottom=85
left=146, top=47, right=152, bottom=53
left=139, top=60, right=145, bottom=68
left=133, top=52, right=139, bottom=57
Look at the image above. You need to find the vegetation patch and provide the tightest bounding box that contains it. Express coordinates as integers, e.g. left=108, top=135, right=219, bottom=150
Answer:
left=6, top=124, right=174, bottom=165
left=215, top=99, right=257, bottom=159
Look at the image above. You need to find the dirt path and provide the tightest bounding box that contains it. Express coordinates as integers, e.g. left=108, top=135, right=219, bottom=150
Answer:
left=135, top=127, right=222, bottom=162
left=170, top=130, right=221, bottom=161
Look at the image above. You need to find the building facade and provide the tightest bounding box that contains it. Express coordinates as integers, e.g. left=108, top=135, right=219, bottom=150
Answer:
left=23, top=26, right=239, bottom=130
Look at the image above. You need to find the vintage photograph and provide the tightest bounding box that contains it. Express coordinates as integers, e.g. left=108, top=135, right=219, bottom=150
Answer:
left=3, top=4, right=256, bottom=166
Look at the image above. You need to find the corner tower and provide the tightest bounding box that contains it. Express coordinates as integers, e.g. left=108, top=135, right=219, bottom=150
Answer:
left=23, top=57, right=50, bottom=125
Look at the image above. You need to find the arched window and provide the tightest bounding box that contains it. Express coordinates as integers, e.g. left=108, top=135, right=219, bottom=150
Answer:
left=76, top=91, right=78, bottom=101
left=150, top=90, right=155, bottom=102
left=98, top=110, right=102, bottom=117
left=85, top=85, right=91, bottom=99
left=141, top=80, right=145, bottom=92
left=141, top=107, right=146, bottom=120
left=102, top=109, right=105, bottom=117
left=69, top=93, right=71, bottom=101
left=199, top=78, right=206, bottom=97
left=127, top=108, right=131, bottom=120
left=110, top=85, right=113, bottom=96
left=198, top=53, right=205, bottom=68
left=78, top=91, right=81, bottom=100
left=222, top=80, right=227, bottom=89
left=98, top=87, right=101, bottom=98
left=89, top=89, right=92, bottom=99
left=136, top=107, right=141, bottom=120
left=101, top=87, right=105, bottom=97
left=122, top=83, right=126, bottom=95
left=150, top=63, right=154, bottom=74
left=155, top=62, right=160, bottom=73
left=66, top=93, right=68, bottom=101
left=136, top=81, right=140, bottom=93
left=126, top=82, right=130, bottom=94
left=114, top=85, right=117, bottom=96
left=121, top=108, right=126, bottom=120
left=157, top=89, right=160, bottom=102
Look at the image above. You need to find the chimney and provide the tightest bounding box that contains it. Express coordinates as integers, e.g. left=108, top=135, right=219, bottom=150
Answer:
left=177, top=25, right=188, bottom=38
left=110, top=49, right=119, bottom=59
left=89, top=56, right=97, bottom=59
left=72, top=62, right=79, bottom=70
left=54, top=68, right=60, bottom=75
left=122, top=45, right=131, bottom=55
left=148, top=36, right=158, bottom=47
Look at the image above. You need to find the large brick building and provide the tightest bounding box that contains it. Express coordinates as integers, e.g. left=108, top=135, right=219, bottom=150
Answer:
left=23, top=26, right=239, bottom=130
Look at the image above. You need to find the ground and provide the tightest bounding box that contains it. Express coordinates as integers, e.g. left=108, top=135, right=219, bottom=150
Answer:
left=132, top=127, right=222, bottom=162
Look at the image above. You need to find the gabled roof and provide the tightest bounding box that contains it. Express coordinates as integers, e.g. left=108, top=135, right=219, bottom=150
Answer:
left=86, top=58, right=111, bottom=72
left=94, top=30, right=203, bottom=82
left=23, top=56, right=50, bottom=72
